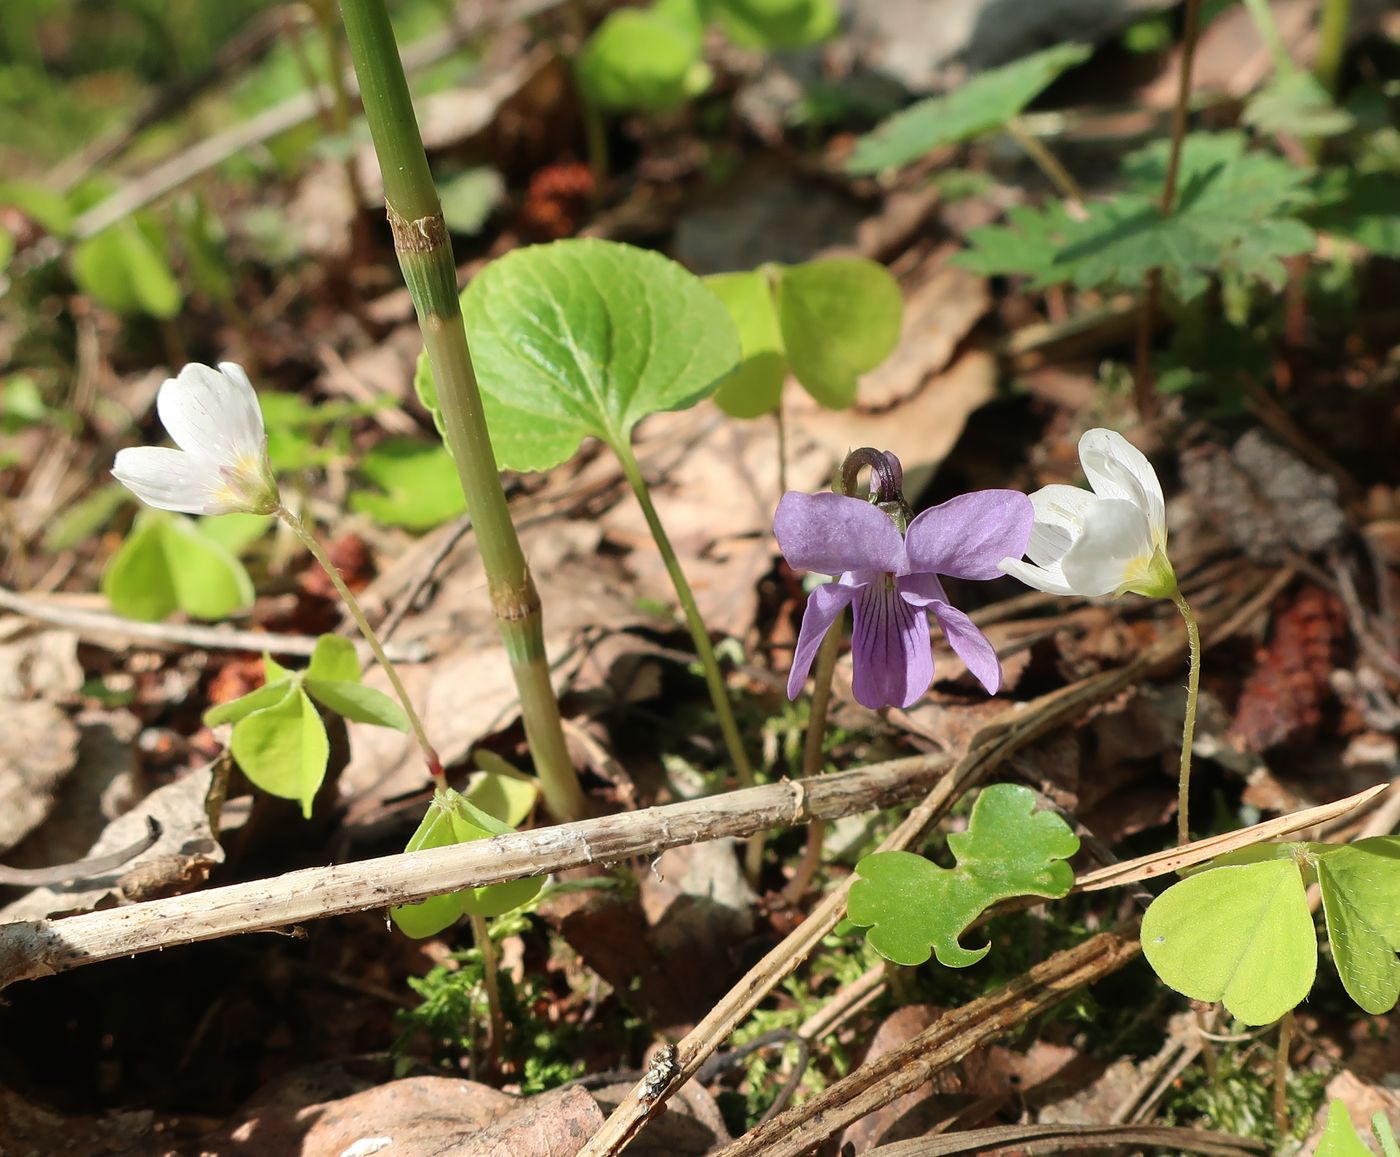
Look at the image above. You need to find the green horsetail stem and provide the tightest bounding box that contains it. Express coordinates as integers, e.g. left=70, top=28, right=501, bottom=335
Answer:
left=339, top=0, right=586, bottom=822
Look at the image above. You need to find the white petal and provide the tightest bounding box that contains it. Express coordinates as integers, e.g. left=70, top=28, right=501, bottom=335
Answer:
left=998, top=556, right=1077, bottom=595
left=1078, top=428, right=1166, bottom=541
left=1027, top=484, right=1096, bottom=567
left=157, top=362, right=266, bottom=468
left=1059, top=498, right=1156, bottom=597
left=112, top=447, right=243, bottom=515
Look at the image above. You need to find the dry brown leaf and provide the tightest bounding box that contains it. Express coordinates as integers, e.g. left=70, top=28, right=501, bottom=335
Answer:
left=0, top=700, right=81, bottom=854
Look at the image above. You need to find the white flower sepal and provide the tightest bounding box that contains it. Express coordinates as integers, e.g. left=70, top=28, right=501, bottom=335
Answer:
left=998, top=427, right=1178, bottom=600
left=112, top=362, right=279, bottom=517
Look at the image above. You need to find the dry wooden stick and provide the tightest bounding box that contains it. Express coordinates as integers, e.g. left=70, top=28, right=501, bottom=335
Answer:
left=714, top=925, right=1145, bottom=1157
left=866, top=1122, right=1265, bottom=1156
left=0, top=755, right=948, bottom=991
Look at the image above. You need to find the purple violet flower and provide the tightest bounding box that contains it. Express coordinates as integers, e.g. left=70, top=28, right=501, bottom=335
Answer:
left=775, top=489, right=1034, bottom=709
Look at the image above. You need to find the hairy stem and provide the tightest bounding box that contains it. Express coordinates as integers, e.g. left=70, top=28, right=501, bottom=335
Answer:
left=338, top=0, right=585, bottom=822
left=277, top=505, right=442, bottom=781
left=1173, top=589, right=1202, bottom=845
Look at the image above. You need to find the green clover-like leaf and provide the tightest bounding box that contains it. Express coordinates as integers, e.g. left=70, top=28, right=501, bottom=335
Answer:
left=576, top=1, right=708, bottom=113
left=1315, top=1101, right=1382, bottom=1157
left=847, top=783, right=1079, bottom=967
left=1141, top=856, right=1317, bottom=1026
left=71, top=216, right=182, bottom=319
left=350, top=438, right=467, bottom=532
left=1317, top=837, right=1400, bottom=1015
left=418, top=239, right=740, bottom=472
left=391, top=787, right=544, bottom=938
left=714, top=0, right=838, bottom=49
left=103, top=511, right=255, bottom=622
left=847, top=43, right=1092, bottom=174
left=229, top=683, right=329, bottom=819
left=707, top=269, right=787, bottom=418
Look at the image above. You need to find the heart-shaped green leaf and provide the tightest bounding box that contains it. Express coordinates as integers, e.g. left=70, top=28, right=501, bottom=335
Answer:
left=1141, top=857, right=1317, bottom=1026
left=464, top=766, right=539, bottom=829
left=391, top=787, right=544, bottom=937
left=204, top=678, right=293, bottom=727
left=304, top=680, right=408, bottom=731
left=229, top=684, right=329, bottom=819
left=419, top=239, right=741, bottom=472
left=305, top=634, right=361, bottom=683
left=71, top=217, right=182, bottom=319
left=848, top=784, right=1079, bottom=967
left=103, top=511, right=255, bottom=622
left=350, top=438, right=467, bottom=531
left=777, top=258, right=903, bottom=409
left=1317, top=838, right=1400, bottom=1014
left=847, top=43, right=1091, bottom=174
left=706, top=269, right=787, bottom=418
left=715, top=0, right=838, bottom=49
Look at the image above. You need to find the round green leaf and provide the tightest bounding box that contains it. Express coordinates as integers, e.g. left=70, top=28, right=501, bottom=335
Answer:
left=230, top=685, right=329, bottom=819
left=577, top=6, right=705, bottom=112
left=1141, top=858, right=1317, bottom=1026
left=1317, top=838, right=1400, bottom=1015
left=705, top=270, right=788, bottom=418
left=450, top=238, right=740, bottom=470
left=103, top=512, right=255, bottom=622
left=777, top=258, right=903, bottom=410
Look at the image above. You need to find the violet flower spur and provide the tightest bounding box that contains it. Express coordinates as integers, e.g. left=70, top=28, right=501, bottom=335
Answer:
left=775, top=487, right=1034, bottom=709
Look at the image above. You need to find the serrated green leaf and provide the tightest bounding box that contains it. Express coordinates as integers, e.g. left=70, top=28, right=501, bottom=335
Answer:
left=778, top=257, right=903, bottom=409
left=304, top=680, right=408, bottom=731
left=230, top=684, right=329, bottom=818
left=1315, top=1101, right=1377, bottom=1157
left=715, top=0, right=837, bottom=49
left=203, top=678, right=295, bottom=727
left=706, top=269, right=787, bottom=418
left=1243, top=70, right=1355, bottom=139
left=102, top=512, right=255, bottom=622
left=306, top=634, right=361, bottom=684
left=952, top=201, right=1082, bottom=286
left=576, top=4, right=707, bottom=113
left=349, top=437, right=467, bottom=531
left=423, top=239, right=740, bottom=471
left=1141, top=857, right=1316, bottom=1025
left=1318, top=838, right=1400, bottom=1014
left=847, top=784, right=1079, bottom=967
left=847, top=43, right=1092, bottom=174
left=1308, top=171, right=1400, bottom=256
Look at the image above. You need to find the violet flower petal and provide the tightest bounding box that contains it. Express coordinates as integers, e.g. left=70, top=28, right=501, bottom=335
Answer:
left=850, top=581, right=933, bottom=708
left=787, top=580, right=858, bottom=700
left=904, top=490, right=1034, bottom=581
left=929, top=601, right=1004, bottom=694
left=775, top=491, right=906, bottom=577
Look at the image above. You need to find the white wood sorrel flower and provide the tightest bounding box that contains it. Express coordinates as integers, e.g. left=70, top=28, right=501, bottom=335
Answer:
left=998, top=428, right=1177, bottom=599
left=112, top=362, right=279, bottom=516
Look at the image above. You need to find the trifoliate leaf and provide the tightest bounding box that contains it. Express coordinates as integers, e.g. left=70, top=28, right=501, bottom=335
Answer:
left=229, top=684, right=329, bottom=819
left=847, top=43, right=1092, bottom=174
left=102, top=511, right=255, bottom=622
left=390, top=787, right=543, bottom=937
left=421, top=239, right=740, bottom=471
left=1141, top=857, right=1316, bottom=1025
left=847, top=784, right=1079, bottom=967
left=350, top=438, right=467, bottom=531
left=715, top=0, right=838, bottom=49
left=778, top=258, right=903, bottom=409
left=1317, top=838, right=1400, bottom=1014
left=706, top=270, right=787, bottom=418
left=576, top=3, right=707, bottom=112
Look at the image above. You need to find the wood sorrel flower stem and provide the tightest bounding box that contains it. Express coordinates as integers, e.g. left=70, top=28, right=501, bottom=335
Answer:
left=277, top=505, right=442, bottom=781
left=1173, top=588, right=1202, bottom=846
left=338, top=0, right=585, bottom=822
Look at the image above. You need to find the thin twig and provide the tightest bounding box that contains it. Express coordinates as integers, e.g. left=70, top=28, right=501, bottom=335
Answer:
left=0, top=756, right=948, bottom=990
left=0, top=817, right=161, bottom=887
left=0, top=585, right=428, bottom=661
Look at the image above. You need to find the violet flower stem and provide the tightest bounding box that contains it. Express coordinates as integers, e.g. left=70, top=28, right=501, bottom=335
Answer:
left=1173, top=588, right=1202, bottom=846
left=277, top=505, right=443, bottom=782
